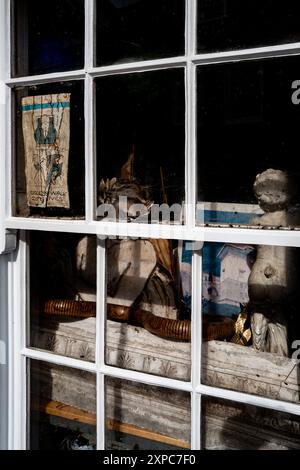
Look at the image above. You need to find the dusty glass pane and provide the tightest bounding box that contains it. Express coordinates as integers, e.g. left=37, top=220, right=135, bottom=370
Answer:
left=106, top=378, right=191, bottom=450
left=197, top=56, right=300, bottom=228
left=13, top=81, right=85, bottom=218
left=29, top=360, right=96, bottom=450
left=96, top=69, right=185, bottom=224
left=96, top=0, right=185, bottom=66
left=202, top=242, right=300, bottom=404
left=202, top=396, right=300, bottom=450
left=198, top=0, right=300, bottom=54
left=105, top=238, right=192, bottom=381
left=29, top=232, right=96, bottom=363
left=12, top=0, right=84, bottom=77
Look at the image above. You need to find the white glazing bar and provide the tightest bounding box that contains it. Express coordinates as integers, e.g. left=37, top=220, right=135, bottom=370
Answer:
left=85, top=0, right=95, bottom=71
left=191, top=393, right=201, bottom=450
left=88, top=56, right=186, bottom=77
left=97, top=372, right=106, bottom=450
left=191, top=247, right=202, bottom=449
left=21, top=348, right=97, bottom=373
left=6, top=217, right=300, bottom=247
left=6, top=217, right=96, bottom=233
left=192, top=41, right=300, bottom=66
left=6, top=43, right=300, bottom=87
left=85, top=0, right=96, bottom=222
left=7, top=0, right=11, bottom=81
left=6, top=69, right=86, bottom=87
left=184, top=0, right=197, bottom=228
left=202, top=226, right=300, bottom=247
left=25, top=233, right=31, bottom=349
left=85, top=75, right=95, bottom=221
left=96, top=238, right=106, bottom=369
left=192, top=249, right=202, bottom=388
left=101, top=364, right=192, bottom=393
left=8, top=234, right=27, bottom=449
left=196, top=384, right=300, bottom=417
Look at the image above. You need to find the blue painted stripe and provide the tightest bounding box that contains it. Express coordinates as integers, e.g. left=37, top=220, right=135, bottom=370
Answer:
left=21, top=102, right=70, bottom=112
left=197, top=209, right=258, bottom=225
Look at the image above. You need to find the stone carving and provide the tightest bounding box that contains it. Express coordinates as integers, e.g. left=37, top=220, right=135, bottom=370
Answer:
left=248, top=169, right=299, bottom=356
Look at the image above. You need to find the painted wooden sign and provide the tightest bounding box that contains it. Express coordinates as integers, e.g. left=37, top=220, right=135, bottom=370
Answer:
left=22, top=93, right=71, bottom=208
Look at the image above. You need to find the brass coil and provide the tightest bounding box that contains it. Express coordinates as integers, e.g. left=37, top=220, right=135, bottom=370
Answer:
left=43, top=300, right=234, bottom=343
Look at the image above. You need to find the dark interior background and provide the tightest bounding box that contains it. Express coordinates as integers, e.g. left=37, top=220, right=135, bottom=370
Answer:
left=12, top=0, right=84, bottom=77
left=96, top=0, right=185, bottom=66
left=197, top=55, right=300, bottom=206
left=96, top=68, right=185, bottom=208
left=198, top=0, right=300, bottom=53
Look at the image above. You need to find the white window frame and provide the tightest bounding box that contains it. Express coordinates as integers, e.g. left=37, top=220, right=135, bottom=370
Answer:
left=1, top=0, right=300, bottom=451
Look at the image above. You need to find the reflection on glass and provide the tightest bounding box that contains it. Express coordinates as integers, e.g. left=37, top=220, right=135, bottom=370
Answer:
left=202, top=242, right=300, bottom=404
left=105, top=238, right=192, bottom=381
left=30, top=232, right=96, bottom=362
left=106, top=378, right=191, bottom=450
left=12, top=0, right=84, bottom=77
left=96, top=0, right=185, bottom=66
left=198, top=0, right=300, bottom=53
left=30, top=360, right=96, bottom=450
left=96, top=69, right=185, bottom=223
left=202, top=396, right=300, bottom=450
left=197, top=57, right=300, bottom=228
left=14, top=81, right=85, bottom=218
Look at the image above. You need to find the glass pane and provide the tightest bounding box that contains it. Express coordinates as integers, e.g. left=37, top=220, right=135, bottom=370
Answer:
left=105, top=239, right=192, bottom=380
left=96, top=0, right=185, bottom=66
left=197, top=56, right=300, bottom=228
left=96, top=70, right=185, bottom=224
left=30, top=232, right=96, bottom=363
left=106, top=378, right=191, bottom=450
left=202, top=396, right=300, bottom=450
left=14, top=81, right=85, bottom=218
left=12, top=0, right=84, bottom=77
left=198, top=1, right=300, bottom=54
left=202, top=242, right=300, bottom=404
left=30, top=360, right=96, bottom=450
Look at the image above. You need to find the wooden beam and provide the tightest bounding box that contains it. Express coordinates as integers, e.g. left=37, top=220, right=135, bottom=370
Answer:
left=33, top=397, right=190, bottom=449
left=106, top=418, right=190, bottom=449
left=33, top=397, right=96, bottom=426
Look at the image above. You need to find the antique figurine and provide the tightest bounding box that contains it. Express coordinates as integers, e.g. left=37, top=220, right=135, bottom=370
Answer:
left=248, top=169, right=299, bottom=356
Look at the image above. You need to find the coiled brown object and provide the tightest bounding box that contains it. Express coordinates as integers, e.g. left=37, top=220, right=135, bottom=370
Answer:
left=43, top=300, right=191, bottom=341
left=43, top=300, right=234, bottom=343
left=44, top=299, right=96, bottom=318
left=203, top=315, right=235, bottom=341
left=133, top=308, right=191, bottom=342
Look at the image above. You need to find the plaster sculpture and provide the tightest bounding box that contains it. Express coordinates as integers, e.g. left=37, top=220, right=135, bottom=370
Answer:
left=248, top=169, right=299, bottom=356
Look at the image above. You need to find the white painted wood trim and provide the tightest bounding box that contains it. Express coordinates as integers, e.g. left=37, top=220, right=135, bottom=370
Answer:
left=97, top=238, right=106, bottom=369
left=185, top=0, right=197, bottom=227
left=21, top=347, right=97, bottom=373
left=192, top=42, right=300, bottom=66
left=100, top=364, right=193, bottom=393
left=5, top=216, right=300, bottom=247
left=8, top=234, right=27, bottom=449
left=191, top=393, right=201, bottom=450
left=97, top=372, right=105, bottom=450
left=2, top=0, right=300, bottom=451
left=197, top=384, right=300, bottom=417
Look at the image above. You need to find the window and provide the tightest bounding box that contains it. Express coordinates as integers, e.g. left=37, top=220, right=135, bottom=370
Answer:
left=1, top=0, right=300, bottom=450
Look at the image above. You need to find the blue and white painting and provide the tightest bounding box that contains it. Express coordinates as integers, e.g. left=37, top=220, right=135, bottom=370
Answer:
left=180, top=206, right=259, bottom=317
